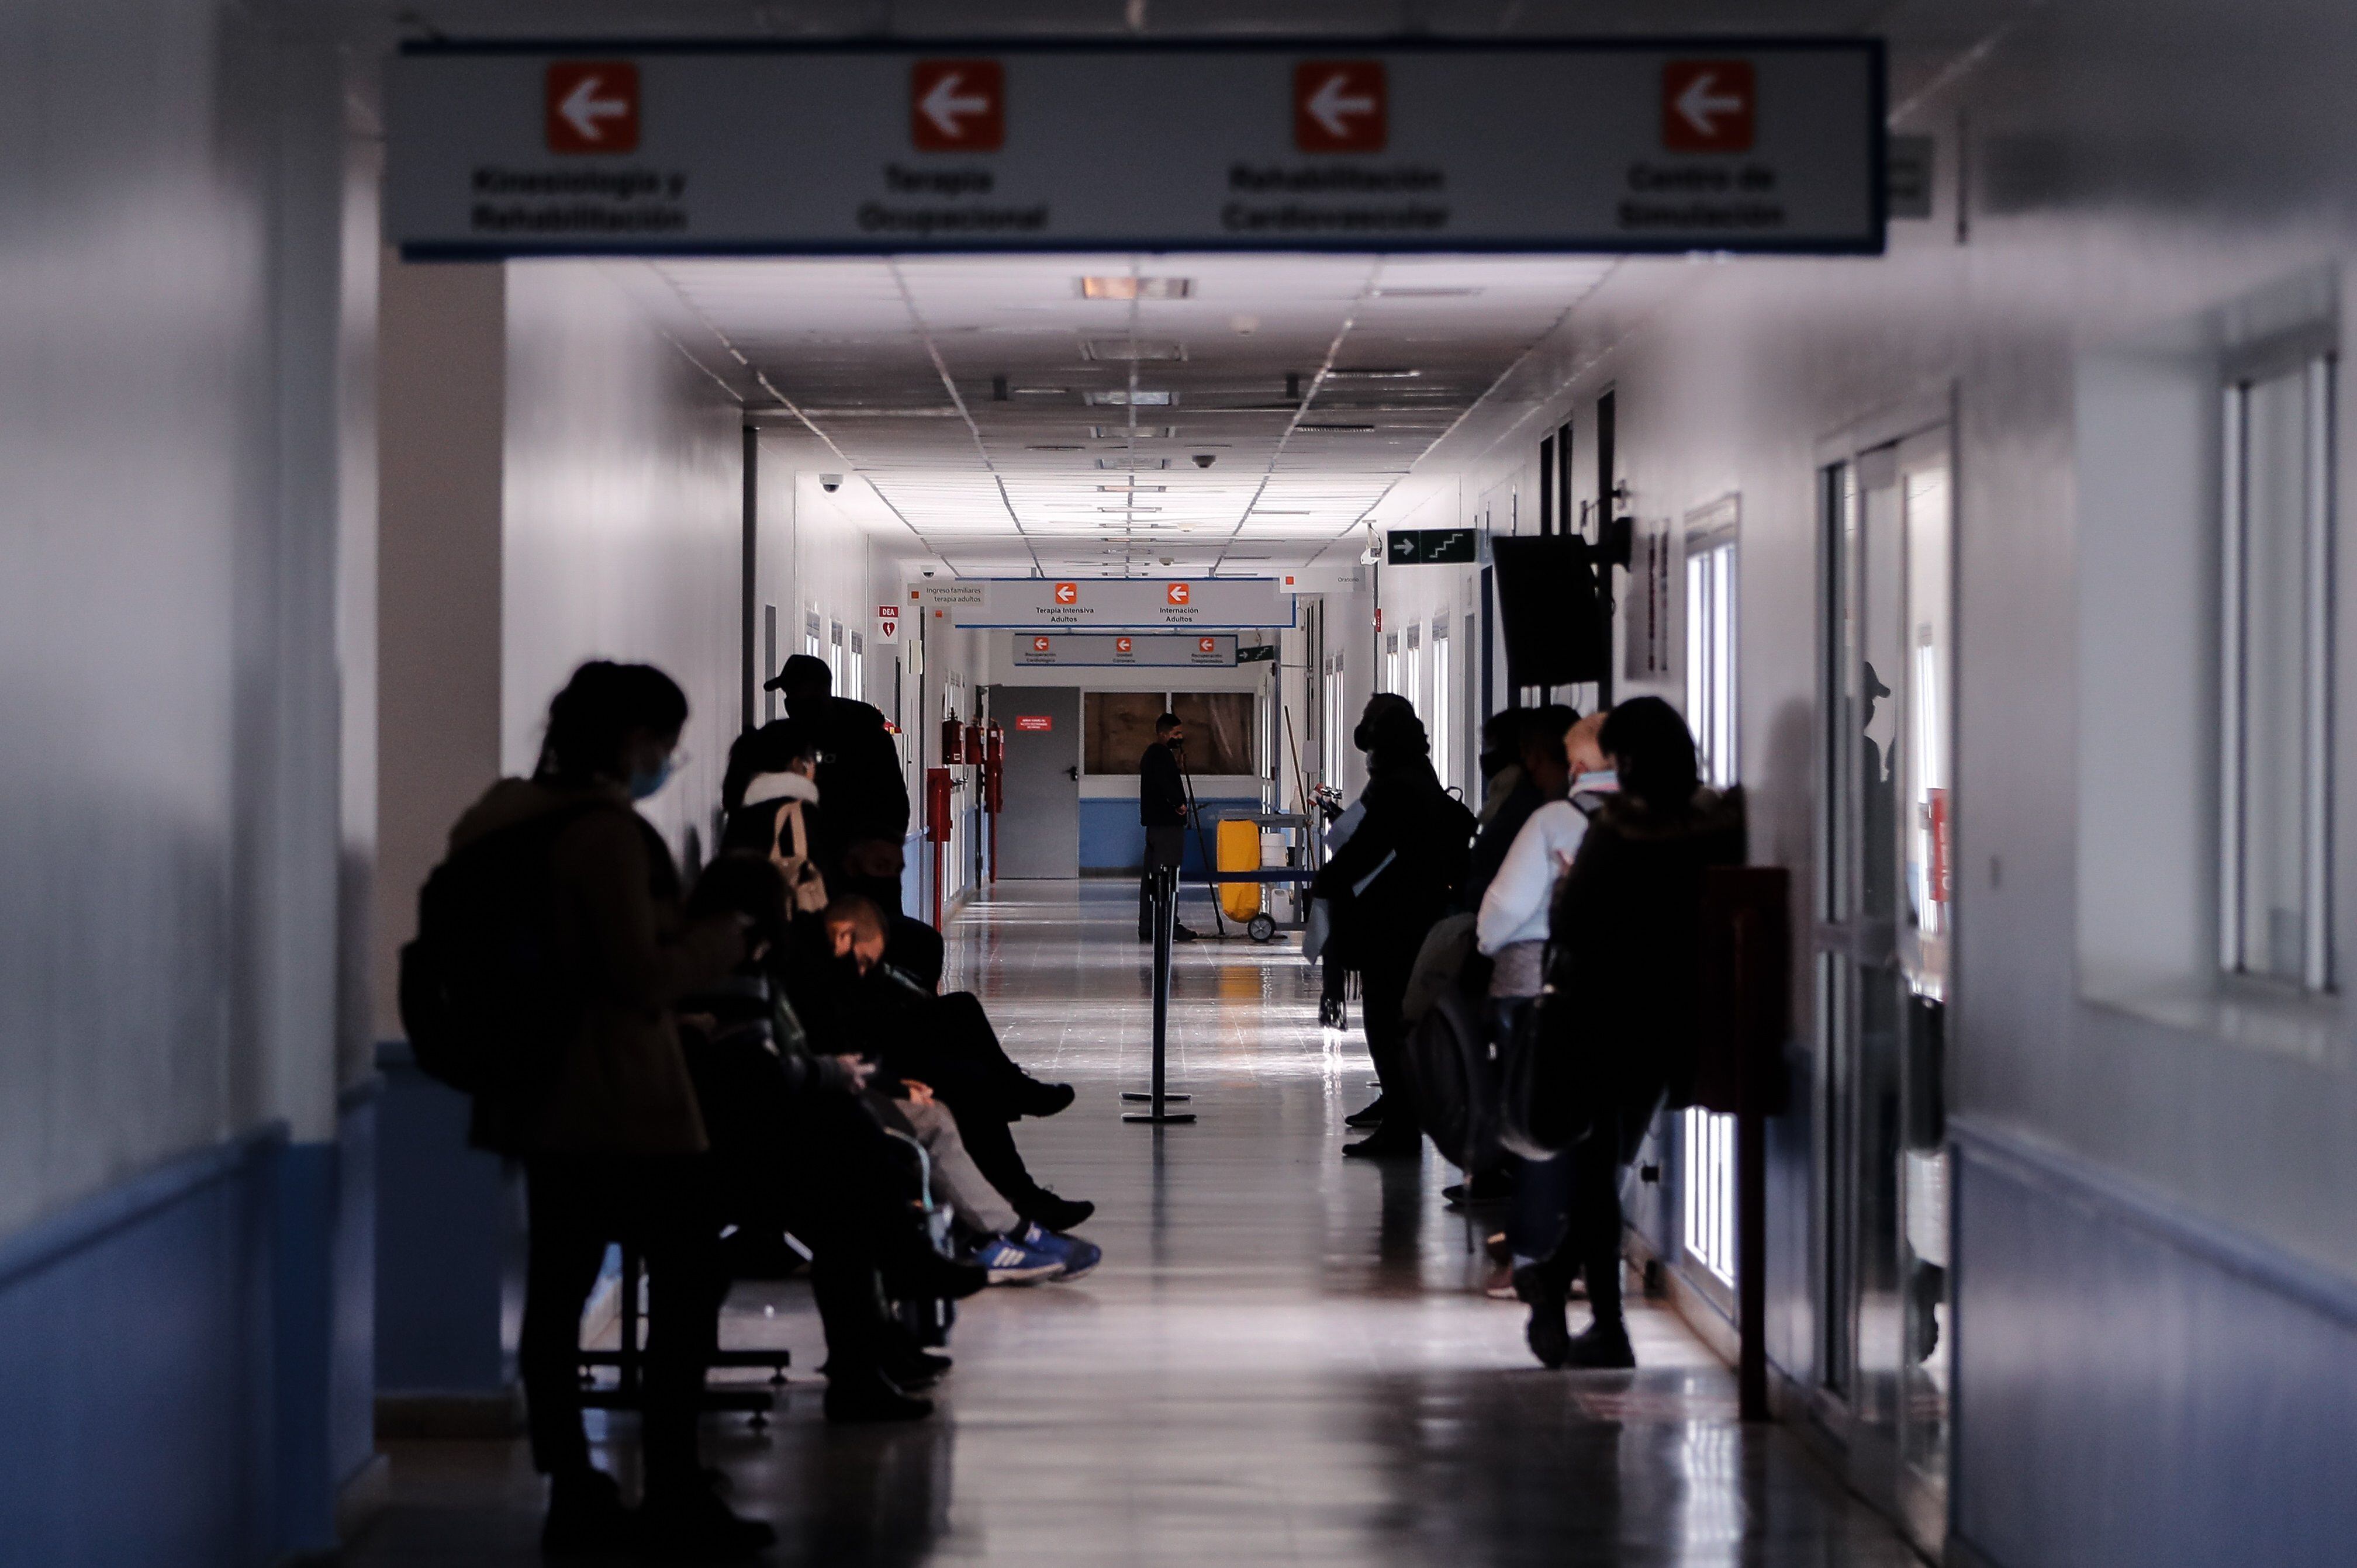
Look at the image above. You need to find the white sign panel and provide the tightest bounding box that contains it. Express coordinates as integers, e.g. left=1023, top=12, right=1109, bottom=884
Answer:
left=947, top=577, right=1292, bottom=631
left=388, top=41, right=1884, bottom=257
left=1014, top=634, right=1239, bottom=667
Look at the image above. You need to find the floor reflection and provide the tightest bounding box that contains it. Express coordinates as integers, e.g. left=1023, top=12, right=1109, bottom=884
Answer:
left=358, top=881, right=1919, bottom=1567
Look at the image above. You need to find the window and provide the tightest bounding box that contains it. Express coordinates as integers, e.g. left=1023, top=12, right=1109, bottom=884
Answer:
left=828, top=619, right=845, bottom=695
left=1172, top=692, right=1254, bottom=774
left=1086, top=693, right=1167, bottom=775
left=1384, top=632, right=1401, bottom=697
left=1685, top=522, right=1739, bottom=788
left=1322, top=655, right=1345, bottom=789
left=2222, top=354, right=2335, bottom=989
left=1430, top=621, right=1453, bottom=791
left=848, top=632, right=865, bottom=704
left=1085, top=691, right=1254, bottom=775
left=803, top=610, right=822, bottom=663
left=763, top=604, right=779, bottom=722
left=1681, top=503, right=1740, bottom=1286
left=1404, top=625, right=1422, bottom=739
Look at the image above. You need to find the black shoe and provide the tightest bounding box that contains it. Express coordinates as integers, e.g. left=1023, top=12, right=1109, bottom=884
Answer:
left=1563, top=1320, right=1636, bottom=1369
left=883, top=1346, right=953, bottom=1391
left=542, top=1467, right=635, bottom=1560
left=1171, top=923, right=1200, bottom=942
left=1318, top=995, right=1345, bottom=1029
left=1343, top=1095, right=1389, bottom=1129
left=1513, top=1264, right=1572, bottom=1369
left=883, top=1241, right=987, bottom=1303
left=1341, top=1124, right=1421, bottom=1159
left=1025, top=1190, right=1095, bottom=1232
left=1443, top=1169, right=1513, bottom=1209
left=823, top=1367, right=935, bottom=1425
left=634, top=1480, right=775, bottom=1561
left=1013, top=1079, right=1077, bottom=1119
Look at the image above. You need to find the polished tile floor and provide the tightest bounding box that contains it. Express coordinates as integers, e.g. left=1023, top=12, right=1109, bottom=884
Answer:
left=355, top=881, right=1924, bottom=1567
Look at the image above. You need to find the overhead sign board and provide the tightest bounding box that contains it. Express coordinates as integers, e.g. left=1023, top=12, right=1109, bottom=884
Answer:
left=950, top=578, right=1292, bottom=631
left=1015, top=634, right=1240, bottom=667
left=387, top=39, right=1884, bottom=257
left=1387, top=527, right=1478, bottom=565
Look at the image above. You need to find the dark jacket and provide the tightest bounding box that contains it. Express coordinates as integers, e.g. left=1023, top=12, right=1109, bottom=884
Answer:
left=1139, top=739, right=1186, bottom=827
left=731, top=697, right=910, bottom=855
left=1547, top=785, right=1746, bottom=1134
left=1311, top=750, right=1478, bottom=965
left=1463, top=772, right=1543, bottom=913
left=447, top=777, right=743, bottom=1155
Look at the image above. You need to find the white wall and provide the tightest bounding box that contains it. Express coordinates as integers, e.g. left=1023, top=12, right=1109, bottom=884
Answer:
left=0, top=0, right=373, bottom=1233
left=503, top=261, right=743, bottom=866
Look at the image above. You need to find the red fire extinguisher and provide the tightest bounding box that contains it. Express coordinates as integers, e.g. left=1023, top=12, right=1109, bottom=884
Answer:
left=981, top=721, right=1006, bottom=881
left=940, top=717, right=966, bottom=765
left=925, top=766, right=953, bottom=928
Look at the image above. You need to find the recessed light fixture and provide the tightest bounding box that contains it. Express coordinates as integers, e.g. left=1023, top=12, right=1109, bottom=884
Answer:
left=1098, top=484, right=1167, bottom=492
left=1325, top=368, right=1422, bottom=379
left=1088, top=426, right=1180, bottom=439
left=797, top=406, right=963, bottom=418
left=1097, top=457, right=1171, bottom=470
left=1080, top=340, right=1187, bottom=362
left=1100, top=506, right=1162, bottom=513
left=1080, top=276, right=1193, bottom=300
left=1011, top=386, right=1070, bottom=396
left=1084, top=389, right=1174, bottom=407
left=1370, top=286, right=1483, bottom=297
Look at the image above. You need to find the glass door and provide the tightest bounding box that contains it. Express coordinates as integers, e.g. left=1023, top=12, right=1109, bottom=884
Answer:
left=1818, top=425, right=1954, bottom=1522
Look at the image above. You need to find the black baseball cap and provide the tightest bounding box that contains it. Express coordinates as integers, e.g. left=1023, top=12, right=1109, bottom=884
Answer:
left=762, top=653, right=832, bottom=693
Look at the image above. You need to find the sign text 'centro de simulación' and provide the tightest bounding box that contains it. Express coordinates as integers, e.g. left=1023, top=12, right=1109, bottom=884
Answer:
left=386, top=40, right=1885, bottom=256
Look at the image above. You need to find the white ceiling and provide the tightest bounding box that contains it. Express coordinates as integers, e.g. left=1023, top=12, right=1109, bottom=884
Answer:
left=648, top=252, right=1615, bottom=575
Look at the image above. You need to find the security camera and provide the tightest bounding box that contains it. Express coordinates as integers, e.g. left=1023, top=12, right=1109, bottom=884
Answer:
left=922, top=569, right=936, bottom=578
left=1160, top=556, right=1176, bottom=566
left=1192, top=454, right=1216, bottom=469
left=820, top=473, right=843, bottom=493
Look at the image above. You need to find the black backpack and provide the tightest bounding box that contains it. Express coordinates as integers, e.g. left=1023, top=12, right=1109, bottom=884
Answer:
left=396, top=800, right=610, bottom=1102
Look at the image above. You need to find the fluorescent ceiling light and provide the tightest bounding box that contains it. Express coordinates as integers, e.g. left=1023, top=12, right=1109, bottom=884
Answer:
left=1080, top=276, right=1193, bottom=299
left=1026, top=444, right=1084, bottom=451
left=1084, top=389, right=1174, bottom=407
left=1298, top=423, right=1377, bottom=431
left=1011, top=386, right=1070, bottom=396
left=1251, top=509, right=1312, bottom=515
left=1098, top=484, right=1167, bottom=492
left=1100, top=506, right=1162, bottom=513
left=797, top=407, right=962, bottom=418
left=1097, top=457, right=1170, bottom=469
left=1325, top=368, right=1422, bottom=379
left=1081, top=340, right=1187, bottom=362
left=1088, top=426, right=1178, bottom=439
left=1370, top=286, right=1482, bottom=297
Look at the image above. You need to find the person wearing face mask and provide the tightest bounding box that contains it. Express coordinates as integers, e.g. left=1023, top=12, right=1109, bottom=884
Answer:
left=441, top=661, right=770, bottom=1560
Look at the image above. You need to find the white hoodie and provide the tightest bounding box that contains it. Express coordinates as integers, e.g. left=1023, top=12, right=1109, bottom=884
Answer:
left=1475, top=771, right=1619, bottom=957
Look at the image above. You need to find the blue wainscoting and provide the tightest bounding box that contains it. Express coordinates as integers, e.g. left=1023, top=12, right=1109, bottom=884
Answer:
left=375, top=1041, right=522, bottom=1405
left=1080, top=797, right=1260, bottom=874
left=0, top=1099, right=378, bottom=1567
left=1951, top=1119, right=2357, bottom=1567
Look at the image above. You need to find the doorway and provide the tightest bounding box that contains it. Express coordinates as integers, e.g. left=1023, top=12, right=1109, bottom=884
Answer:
left=1817, top=420, right=1954, bottom=1542
left=989, top=686, right=1080, bottom=878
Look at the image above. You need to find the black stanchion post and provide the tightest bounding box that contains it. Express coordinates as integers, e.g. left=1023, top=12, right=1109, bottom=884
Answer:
left=1124, top=864, right=1195, bottom=1124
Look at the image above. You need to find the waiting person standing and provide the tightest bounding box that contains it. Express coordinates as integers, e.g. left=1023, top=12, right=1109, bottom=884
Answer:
left=1515, top=696, right=1741, bottom=1369
left=741, top=654, right=911, bottom=914
left=1313, top=695, right=1477, bottom=1158
left=1138, top=711, right=1198, bottom=942
left=442, top=662, right=772, bottom=1557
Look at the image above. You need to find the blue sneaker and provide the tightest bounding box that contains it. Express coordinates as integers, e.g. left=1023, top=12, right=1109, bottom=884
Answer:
left=970, top=1233, right=1063, bottom=1285
left=1019, top=1222, right=1103, bottom=1283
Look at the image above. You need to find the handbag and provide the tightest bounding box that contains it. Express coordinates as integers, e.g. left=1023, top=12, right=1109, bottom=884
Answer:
left=1495, top=982, right=1598, bottom=1161
left=768, top=798, right=831, bottom=915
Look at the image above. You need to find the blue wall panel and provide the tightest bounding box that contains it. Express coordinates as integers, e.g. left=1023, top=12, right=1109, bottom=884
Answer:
left=1952, top=1122, right=2357, bottom=1567
left=1080, top=797, right=1260, bottom=873
left=0, top=1129, right=280, bottom=1566
left=375, top=1044, right=520, bottom=1394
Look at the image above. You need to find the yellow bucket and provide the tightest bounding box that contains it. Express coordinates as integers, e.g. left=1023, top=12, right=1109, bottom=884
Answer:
left=1216, top=817, right=1262, bottom=923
